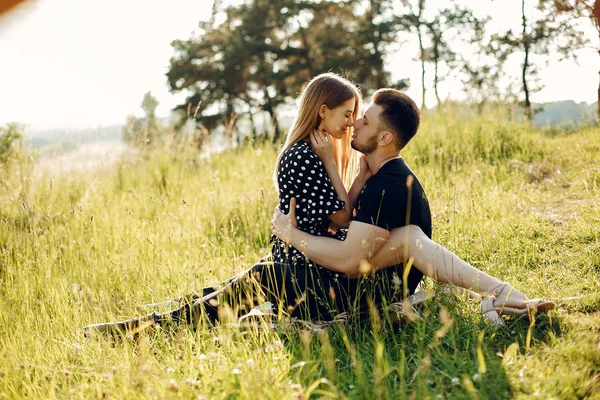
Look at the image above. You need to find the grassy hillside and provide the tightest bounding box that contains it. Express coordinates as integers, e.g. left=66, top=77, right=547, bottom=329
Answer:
left=1, top=113, right=599, bottom=399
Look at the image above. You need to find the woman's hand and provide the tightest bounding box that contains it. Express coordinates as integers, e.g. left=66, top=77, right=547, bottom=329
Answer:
left=358, top=155, right=373, bottom=181
left=310, top=129, right=335, bottom=166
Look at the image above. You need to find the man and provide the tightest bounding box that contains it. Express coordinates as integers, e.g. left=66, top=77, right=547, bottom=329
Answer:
left=84, top=89, right=429, bottom=337
left=272, top=88, right=431, bottom=309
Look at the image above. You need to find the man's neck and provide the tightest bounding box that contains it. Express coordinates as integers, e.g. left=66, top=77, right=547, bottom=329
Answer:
left=365, top=149, right=400, bottom=175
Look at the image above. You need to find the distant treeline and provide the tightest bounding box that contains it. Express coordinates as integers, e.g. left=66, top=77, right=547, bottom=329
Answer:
left=26, top=125, right=122, bottom=150
left=23, top=100, right=596, bottom=155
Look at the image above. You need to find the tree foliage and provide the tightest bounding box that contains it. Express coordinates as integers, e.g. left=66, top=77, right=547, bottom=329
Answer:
left=492, top=0, right=588, bottom=120
left=166, top=0, right=406, bottom=143
left=165, top=0, right=593, bottom=141
left=0, top=123, right=22, bottom=165
left=122, top=91, right=160, bottom=145
left=554, top=0, right=600, bottom=121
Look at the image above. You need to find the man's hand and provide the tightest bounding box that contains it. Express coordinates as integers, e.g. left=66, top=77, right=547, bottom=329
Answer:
left=310, top=130, right=335, bottom=166
left=271, top=198, right=298, bottom=242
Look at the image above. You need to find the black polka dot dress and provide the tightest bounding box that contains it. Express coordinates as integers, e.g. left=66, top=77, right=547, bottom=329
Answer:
left=272, top=141, right=346, bottom=274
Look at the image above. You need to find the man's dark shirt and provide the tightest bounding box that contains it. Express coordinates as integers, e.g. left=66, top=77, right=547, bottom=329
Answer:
left=353, top=157, right=432, bottom=296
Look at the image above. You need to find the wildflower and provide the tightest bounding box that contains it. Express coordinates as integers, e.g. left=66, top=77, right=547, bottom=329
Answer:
left=185, top=378, right=200, bottom=387
left=232, top=368, right=241, bottom=375
left=358, top=259, right=372, bottom=274
left=451, top=377, right=460, bottom=385
left=274, top=340, right=283, bottom=349
left=472, top=373, right=482, bottom=382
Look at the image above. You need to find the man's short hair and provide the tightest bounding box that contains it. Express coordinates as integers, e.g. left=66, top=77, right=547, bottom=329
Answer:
left=372, top=89, right=420, bottom=150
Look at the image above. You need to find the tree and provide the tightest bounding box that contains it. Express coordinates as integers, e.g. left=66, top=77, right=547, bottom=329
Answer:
left=394, top=1, right=483, bottom=109
left=121, top=114, right=144, bottom=145
left=423, top=6, right=485, bottom=108
left=141, top=91, right=159, bottom=142
left=167, top=0, right=306, bottom=143
left=0, top=123, right=22, bottom=165
left=122, top=92, right=160, bottom=145
left=461, top=60, right=506, bottom=114
left=554, top=0, right=600, bottom=121
left=394, top=0, right=428, bottom=110
left=493, top=0, right=588, bottom=121
left=166, top=0, right=410, bottom=144
left=0, top=123, right=33, bottom=209
left=458, top=13, right=507, bottom=114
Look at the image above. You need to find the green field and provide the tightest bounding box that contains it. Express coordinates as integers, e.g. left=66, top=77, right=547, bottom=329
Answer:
left=1, top=113, right=599, bottom=399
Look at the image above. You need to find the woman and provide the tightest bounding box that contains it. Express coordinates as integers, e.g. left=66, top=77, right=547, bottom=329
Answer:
left=85, top=73, right=366, bottom=336
left=84, top=73, right=550, bottom=336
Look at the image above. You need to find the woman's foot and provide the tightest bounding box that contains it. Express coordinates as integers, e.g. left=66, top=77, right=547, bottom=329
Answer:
left=481, top=282, right=554, bottom=327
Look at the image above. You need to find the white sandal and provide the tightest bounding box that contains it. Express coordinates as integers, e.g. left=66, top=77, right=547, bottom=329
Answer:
left=481, top=282, right=554, bottom=327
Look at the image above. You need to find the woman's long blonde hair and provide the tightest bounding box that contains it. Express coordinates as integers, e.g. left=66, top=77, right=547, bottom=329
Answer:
left=274, top=73, right=361, bottom=189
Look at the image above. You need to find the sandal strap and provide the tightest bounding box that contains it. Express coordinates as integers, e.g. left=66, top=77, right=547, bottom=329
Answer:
left=481, top=298, right=506, bottom=327
left=485, top=281, right=508, bottom=299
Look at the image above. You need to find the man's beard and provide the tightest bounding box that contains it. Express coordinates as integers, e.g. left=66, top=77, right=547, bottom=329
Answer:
left=351, top=134, right=378, bottom=155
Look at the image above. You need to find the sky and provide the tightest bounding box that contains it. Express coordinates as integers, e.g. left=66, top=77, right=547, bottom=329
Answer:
left=0, top=0, right=597, bottom=131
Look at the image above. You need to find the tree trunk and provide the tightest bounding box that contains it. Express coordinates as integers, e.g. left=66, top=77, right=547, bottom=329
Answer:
left=417, top=0, right=426, bottom=111
left=270, top=110, right=281, bottom=143
left=597, top=69, right=600, bottom=124
left=522, top=0, right=532, bottom=122
left=434, top=52, right=441, bottom=108
left=374, top=44, right=387, bottom=88
left=431, top=24, right=441, bottom=108
left=594, top=0, right=600, bottom=125
left=248, top=108, right=257, bottom=139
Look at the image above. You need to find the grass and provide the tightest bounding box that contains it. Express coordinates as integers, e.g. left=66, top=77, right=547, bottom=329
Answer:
left=0, top=113, right=599, bottom=399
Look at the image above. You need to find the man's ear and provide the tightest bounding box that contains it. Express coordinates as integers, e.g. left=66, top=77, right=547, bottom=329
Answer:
left=319, top=104, right=328, bottom=119
left=379, top=131, right=394, bottom=146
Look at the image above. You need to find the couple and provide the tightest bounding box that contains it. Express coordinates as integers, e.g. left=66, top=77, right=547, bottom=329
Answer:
left=84, top=73, right=552, bottom=337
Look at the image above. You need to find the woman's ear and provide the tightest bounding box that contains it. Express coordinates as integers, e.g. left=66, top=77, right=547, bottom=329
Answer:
left=319, top=104, right=328, bottom=119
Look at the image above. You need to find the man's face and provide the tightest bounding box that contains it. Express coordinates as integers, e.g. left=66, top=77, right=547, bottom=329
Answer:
left=351, top=103, right=384, bottom=155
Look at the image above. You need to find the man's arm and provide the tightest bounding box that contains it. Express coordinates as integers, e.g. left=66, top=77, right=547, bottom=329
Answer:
left=272, top=200, right=389, bottom=276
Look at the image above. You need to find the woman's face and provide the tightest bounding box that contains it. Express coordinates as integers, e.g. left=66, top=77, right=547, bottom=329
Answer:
left=318, top=97, right=356, bottom=139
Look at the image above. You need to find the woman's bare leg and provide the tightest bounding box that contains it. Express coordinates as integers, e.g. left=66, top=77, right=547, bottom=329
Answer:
left=372, top=225, right=529, bottom=308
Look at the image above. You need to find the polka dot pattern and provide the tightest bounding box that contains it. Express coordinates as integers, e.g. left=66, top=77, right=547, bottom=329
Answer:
left=272, top=141, right=345, bottom=269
